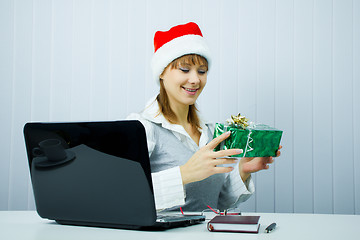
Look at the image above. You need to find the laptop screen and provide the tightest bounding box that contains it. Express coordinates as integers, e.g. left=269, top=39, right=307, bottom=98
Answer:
left=24, top=120, right=157, bottom=228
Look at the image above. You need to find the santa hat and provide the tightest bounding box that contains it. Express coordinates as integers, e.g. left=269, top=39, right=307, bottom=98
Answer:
left=151, top=22, right=211, bottom=83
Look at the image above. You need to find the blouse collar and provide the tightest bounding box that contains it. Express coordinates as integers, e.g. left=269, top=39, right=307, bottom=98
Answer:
left=141, top=96, right=211, bottom=146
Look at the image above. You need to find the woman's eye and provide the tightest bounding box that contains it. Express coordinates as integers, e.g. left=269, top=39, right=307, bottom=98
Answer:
left=179, top=68, right=189, bottom=73
left=198, top=70, right=206, bottom=74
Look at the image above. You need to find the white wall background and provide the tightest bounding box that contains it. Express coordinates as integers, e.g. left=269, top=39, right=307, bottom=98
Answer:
left=0, top=0, right=359, bottom=214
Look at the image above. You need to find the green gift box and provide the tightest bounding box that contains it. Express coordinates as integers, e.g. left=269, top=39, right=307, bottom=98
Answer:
left=213, top=119, right=283, bottom=158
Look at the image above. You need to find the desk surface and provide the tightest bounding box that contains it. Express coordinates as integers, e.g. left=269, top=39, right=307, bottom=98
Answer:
left=0, top=211, right=359, bottom=240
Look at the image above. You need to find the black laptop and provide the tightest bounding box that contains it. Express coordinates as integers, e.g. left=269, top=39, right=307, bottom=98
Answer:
left=23, top=120, right=205, bottom=230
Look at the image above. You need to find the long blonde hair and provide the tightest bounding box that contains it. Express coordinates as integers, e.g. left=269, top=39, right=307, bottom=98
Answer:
left=156, top=54, right=208, bottom=131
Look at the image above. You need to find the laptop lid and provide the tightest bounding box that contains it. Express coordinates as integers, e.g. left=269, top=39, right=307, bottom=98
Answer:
left=24, top=120, right=158, bottom=229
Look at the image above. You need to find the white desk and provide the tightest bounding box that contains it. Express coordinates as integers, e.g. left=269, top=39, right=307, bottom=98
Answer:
left=0, top=211, right=359, bottom=240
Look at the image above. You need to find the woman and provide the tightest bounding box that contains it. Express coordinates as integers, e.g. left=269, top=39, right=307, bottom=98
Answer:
left=128, top=22, right=281, bottom=212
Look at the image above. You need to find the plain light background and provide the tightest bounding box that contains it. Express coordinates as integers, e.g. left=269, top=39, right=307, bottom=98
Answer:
left=0, top=0, right=359, bottom=214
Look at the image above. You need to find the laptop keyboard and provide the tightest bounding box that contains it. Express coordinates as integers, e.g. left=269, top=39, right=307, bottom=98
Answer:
left=156, top=213, right=203, bottom=222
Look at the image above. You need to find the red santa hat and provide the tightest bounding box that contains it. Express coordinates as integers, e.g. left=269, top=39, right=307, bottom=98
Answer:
left=151, top=22, right=211, bottom=83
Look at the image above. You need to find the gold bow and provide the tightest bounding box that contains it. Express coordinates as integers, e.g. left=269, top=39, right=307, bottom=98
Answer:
left=231, top=113, right=249, bottom=129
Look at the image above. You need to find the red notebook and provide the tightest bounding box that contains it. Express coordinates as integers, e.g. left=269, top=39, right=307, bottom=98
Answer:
left=207, top=215, right=260, bottom=233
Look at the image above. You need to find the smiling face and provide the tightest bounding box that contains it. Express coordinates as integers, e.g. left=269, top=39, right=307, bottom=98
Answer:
left=160, top=55, right=208, bottom=109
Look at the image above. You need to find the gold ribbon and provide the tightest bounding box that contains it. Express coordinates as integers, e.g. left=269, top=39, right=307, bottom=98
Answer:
left=224, top=113, right=254, bottom=157
left=230, top=113, right=249, bottom=129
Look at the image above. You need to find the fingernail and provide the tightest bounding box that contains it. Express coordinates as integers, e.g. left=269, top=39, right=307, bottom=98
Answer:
left=236, top=149, right=243, bottom=154
left=226, top=131, right=231, bottom=136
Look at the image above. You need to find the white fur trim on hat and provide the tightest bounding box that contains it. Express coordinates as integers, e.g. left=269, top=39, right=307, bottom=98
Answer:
left=151, top=34, right=211, bottom=84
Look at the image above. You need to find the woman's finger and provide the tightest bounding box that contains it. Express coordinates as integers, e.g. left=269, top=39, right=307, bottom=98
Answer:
left=212, top=166, right=234, bottom=174
left=276, top=150, right=281, bottom=157
left=212, top=148, right=243, bottom=158
left=205, top=131, right=231, bottom=150
left=213, top=158, right=238, bottom=166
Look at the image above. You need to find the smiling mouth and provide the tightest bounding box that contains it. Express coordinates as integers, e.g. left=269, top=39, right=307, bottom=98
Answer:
left=182, top=87, right=198, bottom=92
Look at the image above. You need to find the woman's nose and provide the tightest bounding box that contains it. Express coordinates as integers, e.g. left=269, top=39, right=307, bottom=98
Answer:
left=188, top=70, right=201, bottom=84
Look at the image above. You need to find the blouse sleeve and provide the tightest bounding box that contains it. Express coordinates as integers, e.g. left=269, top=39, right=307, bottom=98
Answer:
left=126, top=113, right=185, bottom=210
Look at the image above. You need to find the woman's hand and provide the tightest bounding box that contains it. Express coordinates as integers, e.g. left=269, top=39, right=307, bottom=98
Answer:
left=238, top=146, right=282, bottom=182
left=179, top=131, right=242, bottom=185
